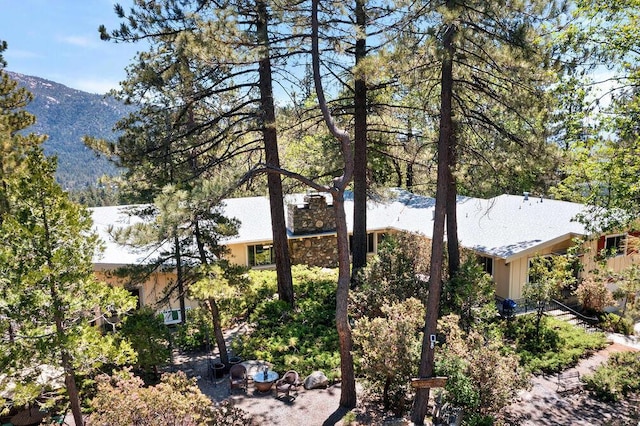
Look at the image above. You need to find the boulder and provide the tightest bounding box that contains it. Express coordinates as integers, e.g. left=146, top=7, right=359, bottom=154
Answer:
left=303, top=371, right=329, bottom=390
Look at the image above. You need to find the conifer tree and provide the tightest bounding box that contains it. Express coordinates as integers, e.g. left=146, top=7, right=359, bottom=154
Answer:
left=0, top=150, right=137, bottom=426
left=552, top=0, right=640, bottom=232
left=0, top=45, right=40, bottom=223
left=405, top=1, right=565, bottom=422
left=100, top=0, right=296, bottom=307
left=0, top=64, right=136, bottom=426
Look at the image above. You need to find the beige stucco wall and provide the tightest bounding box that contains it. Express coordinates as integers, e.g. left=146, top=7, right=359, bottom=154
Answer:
left=505, top=239, right=576, bottom=300
left=226, top=242, right=250, bottom=267
left=493, top=258, right=510, bottom=299
left=97, top=268, right=199, bottom=314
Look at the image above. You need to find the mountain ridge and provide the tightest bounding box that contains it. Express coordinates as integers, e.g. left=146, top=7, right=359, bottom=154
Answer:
left=8, top=71, right=130, bottom=190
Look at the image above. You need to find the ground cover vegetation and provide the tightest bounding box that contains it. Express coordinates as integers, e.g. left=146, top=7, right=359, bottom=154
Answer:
left=504, top=315, right=607, bottom=375
left=231, top=266, right=341, bottom=379
left=583, top=351, right=640, bottom=403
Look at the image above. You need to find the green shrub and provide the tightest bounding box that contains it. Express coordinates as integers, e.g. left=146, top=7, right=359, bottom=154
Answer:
left=350, top=233, right=430, bottom=319
left=506, top=315, right=607, bottom=374
left=435, top=315, right=530, bottom=422
left=441, top=252, right=497, bottom=332
left=465, top=414, right=495, bottom=426
left=583, top=351, right=640, bottom=402
left=353, top=298, right=424, bottom=416
left=173, top=307, right=214, bottom=352
left=232, top=266, right=341, bottom=379
left=598, top=312, right=633, bottom=335
left=118, top=307, right=170, bottom=377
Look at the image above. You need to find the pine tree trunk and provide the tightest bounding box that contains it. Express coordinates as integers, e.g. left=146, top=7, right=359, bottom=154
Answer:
left=208, top=298, right=228, bottom=365
left=446, top=162, right=460, bottom=276
left=351, top=0, right=368, bottom=282
left=446, top=105, right=459, bottom=275
left=411, top=19, right=456, bottom=426
left=311, top=0, right=356, bottom=408
left=256, top=0, right=294, bottom=307
left=333, top=191, right=357, bottom=408
left=174, top=234, right=187, bottom=324
left=64, top=356, right=84, bottom=426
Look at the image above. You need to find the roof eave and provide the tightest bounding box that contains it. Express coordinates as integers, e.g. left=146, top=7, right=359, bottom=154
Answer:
left=502, top=232, right=584, bottom=264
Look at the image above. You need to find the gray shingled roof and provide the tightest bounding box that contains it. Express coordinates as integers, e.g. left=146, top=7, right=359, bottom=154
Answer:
left=90, top=189, right=590, bottom=266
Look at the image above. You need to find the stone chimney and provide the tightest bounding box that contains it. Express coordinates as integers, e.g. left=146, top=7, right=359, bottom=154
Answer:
left=287, top=193, right=335, bottom=235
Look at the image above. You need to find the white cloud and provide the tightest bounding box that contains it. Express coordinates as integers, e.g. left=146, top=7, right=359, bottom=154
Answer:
left=73, top=78, right=121, bottom=94
left=58, top=35, right=98, bottom=48
left=6, top=49, right=40, bottom=59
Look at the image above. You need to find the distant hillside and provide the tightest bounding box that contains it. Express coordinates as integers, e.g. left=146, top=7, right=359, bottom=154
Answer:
left=8, top=71, right=130, bottom=190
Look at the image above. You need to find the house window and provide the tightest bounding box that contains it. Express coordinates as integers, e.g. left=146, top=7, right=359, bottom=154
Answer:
left=349, top=233, right=376, bottom=254
left=128, top=288, right=141, bottom=310
left=161, top=307, right=192, bottom=325
left=162, top=309, right=182, bottom=325
left=477, top=255, right=493, bottom=276
left=248, top=244, right=275, bottom=267
left=605, top=234, right=625, bottom=257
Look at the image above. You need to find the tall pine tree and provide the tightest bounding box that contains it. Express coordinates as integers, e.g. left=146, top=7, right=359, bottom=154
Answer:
left=0, top=61, right=136, bottom=426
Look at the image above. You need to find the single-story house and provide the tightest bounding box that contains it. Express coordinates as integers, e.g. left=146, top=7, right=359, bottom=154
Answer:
left=90, top=189, right=639, bottom=321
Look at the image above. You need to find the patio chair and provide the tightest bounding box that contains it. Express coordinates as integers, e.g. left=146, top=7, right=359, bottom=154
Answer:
left=275, top=370, right=301, bottom=399
left=229, top=364, right=248, bottom=394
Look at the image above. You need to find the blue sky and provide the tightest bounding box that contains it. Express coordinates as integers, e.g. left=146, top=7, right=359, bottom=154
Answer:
left=0, top=0, right=142, bottom=94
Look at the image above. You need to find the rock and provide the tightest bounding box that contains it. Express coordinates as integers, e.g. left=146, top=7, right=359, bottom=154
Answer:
left=303, top=371, right=329, bottom=390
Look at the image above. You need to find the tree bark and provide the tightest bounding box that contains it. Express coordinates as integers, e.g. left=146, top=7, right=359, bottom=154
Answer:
left=446, top=154, right=460, bottom=276
left=333, top=190, right=357, bottom=408
left=351, top=0, right=368, bottom=282
left=311, top=0, right=356, bottom=408
left=208, top=298, right=228, bottom=365
left=63, top=353, right=84, bottom=426
left=194, top=221, right=229, bottom=364
left=410, top=18, right=456, bottom=425
left=174, top=234, right=187, bottom=325
left=256, top=0, right=295, bottom=307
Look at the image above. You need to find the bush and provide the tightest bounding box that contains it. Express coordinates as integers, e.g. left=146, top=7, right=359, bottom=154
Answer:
left=441, top=253, right=496, bottom=332
left=583, top=351, right=640, bottom=402
left=574, top=274, right=614, bottom=313
left=506, top=315, right=607, bottom=374
left=88, top=369, right=254, bottom=425
left=436, top=315, right=530, bottom=421
left=118, top=307, right=170, bottom=378
left=173, top=307, right=214, bottom=352
left=353, top=298, right=424, bottom=416
left=598, top=312, right=633, bottom=335
left=231, top=266, right=341, bottom=379
left=350, top=233, right=430, bottom=319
